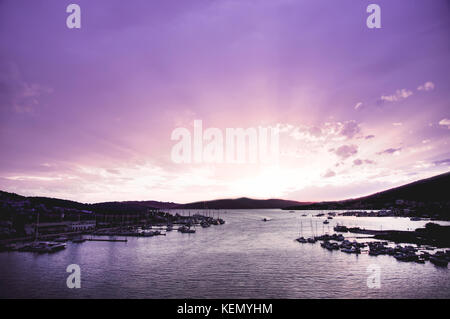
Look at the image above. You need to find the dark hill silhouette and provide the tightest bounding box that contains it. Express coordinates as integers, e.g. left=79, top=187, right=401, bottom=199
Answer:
left=178, top=197, right=308, bottom=209
left=285, top=171, right=450, bottom=213
left=0, top=191, right=90, bottom=210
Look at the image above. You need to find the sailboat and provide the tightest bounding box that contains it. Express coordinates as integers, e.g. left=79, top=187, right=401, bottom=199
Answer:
left=26, top=212, right=66, bottom=253
left=296, top=221, right=307, bottom=243
left=178, top=210, right=196, bottom=233
left=306, top=219, right=316, bottom=243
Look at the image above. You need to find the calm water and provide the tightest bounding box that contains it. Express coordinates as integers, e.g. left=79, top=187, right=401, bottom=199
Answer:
left=0, top=210, right=449, bottom=299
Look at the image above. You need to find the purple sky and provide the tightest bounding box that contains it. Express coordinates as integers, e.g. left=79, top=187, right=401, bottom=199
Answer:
left=0, top=0, right=449, bottom=203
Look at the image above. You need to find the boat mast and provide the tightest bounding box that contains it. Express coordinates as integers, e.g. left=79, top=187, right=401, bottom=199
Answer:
left=35, top=211, right=40, bottom=242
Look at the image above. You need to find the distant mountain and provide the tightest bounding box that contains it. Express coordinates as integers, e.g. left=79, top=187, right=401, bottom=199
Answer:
left=285, top=171, right=450, bottom=211
left=0, top=191, right=169, bottom=213
left=178, top=197, right=308, bottom=209
left=91, top=200, right=180, bottom=211
left=0, top=191, right=305, bottom=212
left=124, top=201, right=179, bottom=209
left=0, top=190, right=90, bottom=210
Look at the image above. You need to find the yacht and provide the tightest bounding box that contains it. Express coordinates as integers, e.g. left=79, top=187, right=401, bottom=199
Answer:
left=200, top=221, right=210, bottom=228
left=178, top=225, right=196, bottom=233
left=72, top=237, right=86, bottom=243
left=28, top=242, right=66, bottom=253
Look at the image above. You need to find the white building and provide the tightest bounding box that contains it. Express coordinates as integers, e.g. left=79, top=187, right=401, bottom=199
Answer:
left=70, top=221, right=96, bottom=232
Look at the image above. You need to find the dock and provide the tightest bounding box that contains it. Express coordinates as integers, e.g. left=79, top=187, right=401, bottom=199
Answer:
left=87, top=238, right=128, bottom=242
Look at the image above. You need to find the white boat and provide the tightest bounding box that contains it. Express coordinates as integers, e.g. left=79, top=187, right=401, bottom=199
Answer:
left=28, top=242, right=66, bottom=253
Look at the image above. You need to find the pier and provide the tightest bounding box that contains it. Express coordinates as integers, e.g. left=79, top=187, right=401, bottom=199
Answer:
left=87, top=238, right=128, bottom=242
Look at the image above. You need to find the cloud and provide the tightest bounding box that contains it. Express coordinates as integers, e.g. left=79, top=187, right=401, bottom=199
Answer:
left=417, top=81, right=435, bottom=91
left=377, top=147, right=402, bottom=155
left=322, top=169, right=336, bottom=178
left=287, top=120, right=362, bottom=143
left=0, top=62, right=53, bottom=113
left=353, top=159, right=375, bottom=166
left=332, top=144, right=358, bottom=159
left=380, top=89, right=413, bottom=103
left=365, top=135, right=375, bottom=140
left=433, top=158, right=450, bottom=166
left=308, top=126, right=323, bottom=137
left=354, top=102, right=363, bottom=110
left=438, top=118, right=450, bottom=129
left=392, top=122, right=403, bottom=126
left=340, top=120, right=361, bottom=139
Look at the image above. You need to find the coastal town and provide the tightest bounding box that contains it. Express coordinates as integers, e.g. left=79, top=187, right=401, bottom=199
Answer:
left=0, top=191, right=225, bottom=253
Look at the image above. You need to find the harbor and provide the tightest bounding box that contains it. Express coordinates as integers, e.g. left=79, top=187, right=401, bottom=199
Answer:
left=0, top=209, right=449, bottom=299
left=296, top=230, right=450, bottom=267
left=295, top=211, right=450, bottom=268
left=0, top=211, right=226, bottom=254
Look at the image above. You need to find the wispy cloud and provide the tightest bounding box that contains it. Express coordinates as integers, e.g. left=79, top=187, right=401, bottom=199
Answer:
left=331, top=145, right=358, bottom=160
left=0, top=62, right=53, bottom=114
left=322, top=169, right=336, bottom=178
left=438, top=118, right=450, bottom=129
left=353, top=159, right=375, bottom=166
left=354, top=102, right=363, bottom=110
left=380, top=89, right=413, bottom=103
left=377, top=147, right=402, bottom=155
left=417, top=81, right=435, bottom=92
left=433, top=158, right=450, bottom=166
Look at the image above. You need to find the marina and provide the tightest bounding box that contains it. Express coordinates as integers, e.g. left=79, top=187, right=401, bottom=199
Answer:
left=0, top=210, right=226, bottom=253
left=0, top=209, right=448, bottom=299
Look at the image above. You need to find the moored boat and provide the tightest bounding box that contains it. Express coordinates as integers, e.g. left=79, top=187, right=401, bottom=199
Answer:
left=178, top=225, right=196, bottom=233
left=334, top=225, right=348, bottom=232
left=200, top=221, right=210, bottom=228
left=72, top=237, right=86, bottom=243
left=430, top=257, right=448, bottom=267
left=26, top=241, right=66, bottom=253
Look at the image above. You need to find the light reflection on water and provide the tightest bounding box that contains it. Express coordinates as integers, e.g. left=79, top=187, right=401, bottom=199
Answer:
left=0, top=210, right=449, bottom=299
